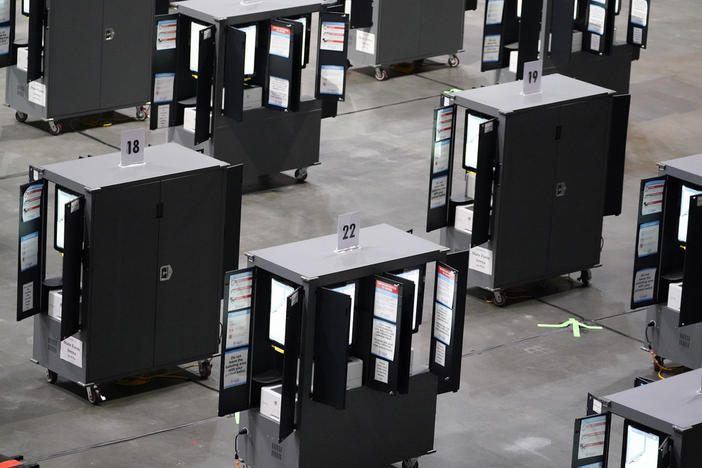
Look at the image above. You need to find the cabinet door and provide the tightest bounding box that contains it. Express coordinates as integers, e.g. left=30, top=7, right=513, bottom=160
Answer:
left=45, top=0, right=102, bottom=115
left=548, top=98, right=610, bottom=275
left=100, top=0, right=153, bottom=108
left=154, top=170, right=224, bottom=366
left=419, top=0, right=464, bottom=57
left=376, top=0, right=420, bottom=63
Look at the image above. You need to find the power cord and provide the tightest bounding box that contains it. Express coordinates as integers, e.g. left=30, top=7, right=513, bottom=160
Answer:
left=235, top=427, right=248, bottom=467
left=644, top=320, right=655, bottom=347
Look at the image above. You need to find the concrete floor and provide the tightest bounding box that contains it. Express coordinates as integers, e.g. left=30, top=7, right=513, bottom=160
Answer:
left=1, top=1, right=702, bottom=467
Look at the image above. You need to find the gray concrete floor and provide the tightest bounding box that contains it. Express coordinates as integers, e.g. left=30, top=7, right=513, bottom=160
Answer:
left=1, top=1, right=702, bottom=467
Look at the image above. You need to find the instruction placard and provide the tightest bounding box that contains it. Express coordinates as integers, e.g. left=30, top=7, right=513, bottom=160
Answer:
left=320, top=21, right=345, bottom=51
left=371, top=318, right=396, bottom=361
left=641, top=179, right=664, bottom=215
left=228, top=271, right=253, bottom=311
left=156, top=19, right=177, bottom=50
left=373, top=280, right=399, bottom=322
left=22, top=184, right=43, bottom=222
left=429, top=175, right=448, bottom=209
left=226, top=310, right=250, bottom=350
left=268, top=76, right=290, bottom=108
left=637, top=221, right=660, bottom=257
left=469, top=246, right=493, bottom=276
left=60, top=336, right=83, bottom=368
left=435, top=341, right=446, bottom=367
left=269, top=25, right=291, bottom=58
left=355, top=30, right=375, bottom=55
left=434, top=302, right=453, bottom=345
left=483, top=35, right=501, bottom=62
left=223, top=348, right=248, bottom=388
left=320, top=65, right=345, bottom=95
left=633, top=268, right=656, bottom=304
left=486, top=0, right=504, bottom=25
left=436, top=265, right=456, bottom=308
left=20, top=232, right=39, bottom=271
left=374, top=358, right=389, bottom=383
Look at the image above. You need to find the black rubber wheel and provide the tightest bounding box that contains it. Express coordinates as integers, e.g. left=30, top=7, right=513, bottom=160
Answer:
left=374, top=67, right=388, bottom=81
left=294, top=168, right=308, bottom=182
left=46, top=369, right=58, bottom=384
left=413, top=59, right=425, bottom=69
left=493, top=290, right=507, bottom=307
left=15, top=111, right=28, bottom=123
left=653, top=355, right=664, bottom=372
left=136, top=107, right=148, bottom=121
left=402, top=459, right=419, bottom=468
left=579, top=269, right=592, bottom=287
left=48, top=121, right=63, bottom=136
left=86, top=385, right=101, bottom=405
left=198, top=360, right=213, bottom=379
left=448, top=55, right=460, bottom=68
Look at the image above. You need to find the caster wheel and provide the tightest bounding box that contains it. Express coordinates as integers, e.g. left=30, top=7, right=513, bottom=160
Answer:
left=493, top=290, right=507, bottom=307
left=579, top=269, right=592, bottom=287
left=653, top=355, right=664, bottom=372
left=48, top=121, right=63, bottom=136
left=402, top=459, right=419, bottom=468
left=86, top=385, right=102, bottom=405
left=374, top=67, right=388, bottom=81
left=46, top=369, right=58, bottom=384
left=413, top=59, right=425, bottom=70
left=198, top=360, right=213, bottom=379
left=294, top=167, right=308, bottom=182
left=448, top=55, right=460, bottom=68
left=15, top=111, right=28, bottom=123
left=136, top=107, right=148, bottom=121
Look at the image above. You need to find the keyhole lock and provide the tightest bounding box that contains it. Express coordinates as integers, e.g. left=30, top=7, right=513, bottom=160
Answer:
left=555, top=182, right=568, bottom=198
left=159, top=265, right=173, bottom=282
left=105, top=28, right=115, bottom=41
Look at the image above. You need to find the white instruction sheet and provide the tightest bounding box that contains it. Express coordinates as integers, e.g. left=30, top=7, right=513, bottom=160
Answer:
left=320, top=21, right=345, bottom=51
left=223, top=348, right=248, bottom=388
left=156, top=19, right=177, bottom=50
left=642, top=179, right=664, bottom=215
left=320, top=65, right=345, bottom=95
left=226, top=310, right=250, bottom=350
left=22, top=183, right=43, bottom=222
left=228, top=271, right=254, bottom=311
left=153, top=73, right=175, bottom=103
left=435, top=341, right=446, bottom=367
left=268, top=76, right=290, bottom=108
left=483, top=34, right=501, bottom=62
left=355, top=30, right=375, bottom=55
left=486, top=0, right=504, bottom=25
left=588, top=5, right=606, bottom=35
left=436, top=265, right=456, bottom=308
left=373, top=280, right=399, bottom=322
left=633, top=268, right=656, bottom=304
left=631, top=0, right=648, bottom=26
left=371, top=318, right=396, bottom=361
left=469, top=246, right=493, bottom=276
left=269, top=25, right=291, bottom=58
left=637, top=221, right=659, bottom=257
left=20, top=232, right=38, bottom=271
left=430, top=175, right=448, bottom=209
left=60, top=336, right=83, bottom=368
left=434, top=302, right=453, bottom=345
left=374, top=358, right=389, bottom=384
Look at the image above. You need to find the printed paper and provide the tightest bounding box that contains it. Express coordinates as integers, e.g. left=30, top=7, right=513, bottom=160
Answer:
left=226, top=310, right=250, bottom=350
left=633, top=268, right=656, bottom=303
left=268, top=76, right=290, bottom=108
left=22, top=184, right=43, bottom=222
left=28, top=81, right=46, bottom=107
left=0, top=26, right=10, bottom=56
left=436, top=265, right=456, bottom=307
left=20, top=232, right=39, bottom=271
left=269, top=25, right=291, bottom=58
left=486, top=0, right=505, bottom=25
left=430, top=175, right=448, bottom=209
left=321, top=22, right=345, bottom=51
left=320, top=65, right=345, bottom=96
left=434, top=302, right=453, bottom=345
left=590, top=33, right=601, bottom=52
left=637, top=221, right=659, bottom=257
left=469, top=246, right=493, bottom=276
left=435, top=107, right=454, bottom=141
left=374, top=358, right=389, bottom=384
left=17, top=47, right=28, bottom=71
left=0, top=0, right=10, bottom=23
left=157, top=104, right=170, bottom=129
left=642, top=180, right=664, bottom=215
left=153, top=73, right=175, bottom=103
left=22, top=282, right=33, bottom=313
left=156, top=19, right=177, bottom=50
left=577, top=415, right=608, bottom=459
left=355, top=30, right=375, bottom=55
left=371, top=318, right=396, bottom=361
left=435, top=340, right=446, bottom=367
left=223, top=348, right=248, bottom=388
left=374, top=280, right=399, bottom=322
left=631, top=0, right=648, bottom=26
left=632, top=27, right=643, bottom=45
left=483, top=34, right=501, bottom=62
left=588, top=5, right=606, bottom=35
left=60, top=336, right=83, bottom=368
left=433, top=140, right=451, bottom=174
left=228, top=271, right=254, bottom=311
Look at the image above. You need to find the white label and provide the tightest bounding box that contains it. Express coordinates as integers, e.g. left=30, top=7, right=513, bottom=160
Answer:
left=268, top=75, right=290, bottom=108
left=22, top=183, right=43, bottom=222
left=337, top=211, right=360, bottom=251
left=455, top=205, right=474, bottom=233
left=592, top=398, right=603, bottom=414
left=633, top=26, right=643, bottom=45
left=485, top=0, right=504, bottom=25
left=269, top=25, right=291, bottom=58
left=631, top=0, right=648, bottom=26
left=577, top=415, right=608, bottom=459
left=60, top=336, right=83, bottom=368
left=434, top=302, right=453, bottom=345
left=17, top=47, right=28, bottom=71
left=355, top=30, right=375, bottom=55
left=430, top=175, right=448, bottom=209
left=637, top=221, right=660, bottom=258
left=522, top=60, right=543, bottom=95
left=373, top=280, right=399, bottom=322
left=157, top=104, right=170, bottom=129
left=633, top=268, right=656, bottom=303
left=482, top=34, right=501, bottom=62
left=642, top=180, right=665, bottom=215
left=588, top=5, right=606, bottom=35
left=371, top=318, right=396, bottom=361
left=0, top=25, right=10, bottom=55
left=320, top=65, right=345, bottom=96
left=120, top=129, right=146, bottom=167
left=226, top=310, right=250, bottom=350
left=320, top=22, right=345, bottom=51
left=223, top=348, right=248, bottom=388
left=228, top=271, right=254, bottom=311
left=432, top=140, right=451, bottom=174
left=435, top=341, right=446, bottom=367
left=590, top=33, right=601, bottom=52
left=153, top=73, right=175, bottom=103
left=156, top=19, right=177, bottom=50
left=20, top=232, right=39, bottom=271
left=469, top=246, right=493, bottom=276
left=435, top=107, right=454, bottom=142
left=28, top=81, right=47, bottom=107
left=374, top=358, right=389, bottom=384
left=22, top=282, right=33, bottom=312
left=436, top=265, right=456, bottom=308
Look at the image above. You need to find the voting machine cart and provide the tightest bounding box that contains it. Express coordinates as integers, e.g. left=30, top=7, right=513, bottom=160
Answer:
left=428, top=74, right=630, bottom=306
left=152, top=0, right=349, bottom=183
left=16, top=143, right=243, bottom=403
left=336, top=0, right=475, bottom=81
left=629, top=154, right=702, bottom=370
left=480, top=0, right=650, bottom=94
left=1, top=0, right=157, bottom=135
left=217, top=224, right=468, bottom=468
left=572, top=370, right=702, bottom=467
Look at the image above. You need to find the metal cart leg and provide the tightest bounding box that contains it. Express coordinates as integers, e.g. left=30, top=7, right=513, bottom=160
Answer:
left=578, top=269, right=592, bottom=287
left=15, top=111, right=28, bottom=123
left=374, top=66, right=388, bottom=81
left=48, top=120, right=63, bottom=136
left=402, top=458, right=419, bottom=468
left=492, top=289, right=507, bottom=307
left=198, top=360, right=213, bottom=379
left=135, top=106, right=148, bottom=121
left=86, top=384, right=103, bottom=405
left=448, top=55, right=460, bottom=68
left=294, top=167, right=308, bottom=182
left=46, top=369, right=58, bottom=384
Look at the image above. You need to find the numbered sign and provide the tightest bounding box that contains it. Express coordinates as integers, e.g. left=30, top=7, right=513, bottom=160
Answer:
left=337, top=211, right=360, bottom=251
left=522, top=59, right=543, bottom=95
left=120, top=129, right=146, bottom=166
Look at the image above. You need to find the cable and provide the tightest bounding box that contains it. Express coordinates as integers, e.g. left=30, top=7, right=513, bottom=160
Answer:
left=644, top=320, right=655, bottom=347
left=234, top=427, right=248, bottom=467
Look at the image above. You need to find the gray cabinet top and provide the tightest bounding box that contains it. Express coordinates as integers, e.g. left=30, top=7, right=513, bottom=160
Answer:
left=176, top=0, right=320, bottom=24
left=659, top=154, right=702, bottom=186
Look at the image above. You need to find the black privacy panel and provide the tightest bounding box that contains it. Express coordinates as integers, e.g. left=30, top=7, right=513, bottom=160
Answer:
left=27, top=0, right=45, bottom=82
left=61, top=197, right=84, bottom=340
left=315, top=12, right=349, bottom=102
left=279, top=287, right=303, bottom=442
left=550, top=0, right=576, bottom=66
left=627, top=0, right=650, bottom=48
left=0, top=0, right=16, bottom=68
left=604, top=94, right=631, bottom=217
left=471, top=118, right=498, bottom=247
left=349, top=0, right=373, bottom=29
left=266, top=19, right=303, bottom=112
left=150, top=13, right=179, bottom=131
left=223, top=27, right=245, bottom=122
left=195, top=25, right=215, bottom=145
left=16, top=180, right=47, bottom=321
left=680, top=194, right=702, bottom=327
left=426, top=105, right=456, bottom=232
